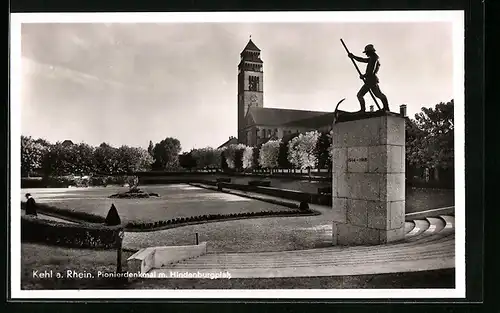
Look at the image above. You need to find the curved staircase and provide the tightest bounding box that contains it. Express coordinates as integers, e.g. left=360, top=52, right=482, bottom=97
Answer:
left=149, top=215, right=455, bottom=278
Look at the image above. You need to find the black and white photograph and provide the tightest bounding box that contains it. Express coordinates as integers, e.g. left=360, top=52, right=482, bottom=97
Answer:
left=10, top=11, right=465, bottom=298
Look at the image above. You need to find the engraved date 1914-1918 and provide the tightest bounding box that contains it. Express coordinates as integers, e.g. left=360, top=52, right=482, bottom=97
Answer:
left=347, top=157, right=368, bottom=162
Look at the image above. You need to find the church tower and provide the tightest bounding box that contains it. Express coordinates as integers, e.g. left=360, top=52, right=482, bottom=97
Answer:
left=237, top=38, right=263, bottom=144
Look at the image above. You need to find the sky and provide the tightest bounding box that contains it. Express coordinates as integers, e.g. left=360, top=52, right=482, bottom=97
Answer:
left=20, top=21, right=454, bottom=152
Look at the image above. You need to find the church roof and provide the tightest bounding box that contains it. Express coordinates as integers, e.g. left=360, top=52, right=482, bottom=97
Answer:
left=283, top=112, right=336, bottom=128
left=247, top=107, right=329, bottom=126
left=243, top=39, right=261, bottom=52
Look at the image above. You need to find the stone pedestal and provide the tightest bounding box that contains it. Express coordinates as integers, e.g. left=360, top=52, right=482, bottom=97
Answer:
left=331, top=113, right=406, bottom=245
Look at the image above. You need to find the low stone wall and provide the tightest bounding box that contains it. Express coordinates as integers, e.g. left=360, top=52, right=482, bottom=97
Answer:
left=138, top=176, right=216, bottom=185
left=217, top=182, right=332, bottom=206
left=127, top=242, right=208, bottom=274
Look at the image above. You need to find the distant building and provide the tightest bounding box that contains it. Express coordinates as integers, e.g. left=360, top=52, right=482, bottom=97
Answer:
left=223, top=39, right=334, bottom=148
left=217, top=136, right=239, bottom=149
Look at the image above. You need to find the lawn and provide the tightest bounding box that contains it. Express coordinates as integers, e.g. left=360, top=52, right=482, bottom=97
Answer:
left=21, top=243, right=134, bottom=290
left=21, top=184, right=296, bottom=224
left=123, top=204, right=333, bottom=253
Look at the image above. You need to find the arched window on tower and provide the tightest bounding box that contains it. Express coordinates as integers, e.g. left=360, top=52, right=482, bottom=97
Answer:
left=249, top=76, right=258, bottom=91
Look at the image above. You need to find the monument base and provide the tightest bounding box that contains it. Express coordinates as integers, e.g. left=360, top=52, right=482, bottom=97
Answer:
left=332, top=223, right=405, bottom=246
left=331, top=112, right=406, bottom=246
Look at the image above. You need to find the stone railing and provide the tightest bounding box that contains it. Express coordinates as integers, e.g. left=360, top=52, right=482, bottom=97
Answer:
left=127, top=242, right=208, bottom=274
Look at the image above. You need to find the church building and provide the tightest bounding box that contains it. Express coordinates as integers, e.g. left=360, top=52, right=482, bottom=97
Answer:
left=234, top=39, right=334, bottom=147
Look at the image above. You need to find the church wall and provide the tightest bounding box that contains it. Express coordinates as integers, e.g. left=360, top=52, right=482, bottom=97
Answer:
left=239, top=122, right=333, bottom=148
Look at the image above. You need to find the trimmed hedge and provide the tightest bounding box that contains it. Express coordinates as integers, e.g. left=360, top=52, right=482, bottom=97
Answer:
left=124, top=207, right=316, bottom=231
left=218, top=182, right=332, bottom=206
left=21, top=215, right=123, bottom=249
left=248, top=180, right=272, bottom=187
left=21, top=201, right=105, bottom=224
left=21, top=177, right=45, bottom=188
left=216, top=177, right=232, bottom=183
left=21, top=175, right=134, bottom=188
left=317, top=186, right=332, bottom=195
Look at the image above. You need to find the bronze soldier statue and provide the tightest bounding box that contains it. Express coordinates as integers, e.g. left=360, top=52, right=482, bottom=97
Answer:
left=348, top=44, right=390, bottom=112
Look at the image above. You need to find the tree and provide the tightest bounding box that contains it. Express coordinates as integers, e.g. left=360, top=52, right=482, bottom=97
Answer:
left=242, top=146, right=254, bottom=170
left=252, top=146, right=260, bottom=169
left=179, top=152, right=196, bottom=171
left=147, top=140, right=154, bottom=158
left=93, top=143, right=119, bottom=175
left=42, top=142, right=75, bottom=176
left=315, top=131, right=332, bottom=170
left=21, top=136, right=47, bottom=177
left=219, top=148, right=228, bottom=170
left=259, top=139, right=281, bottom=170
left=134, top=147, right=155, bottom=172
left=224, top=144, right=247, bottom=170
left=278, top=134, right=298, bottom=169
left=70, top=143, right=95, bottom=176
left=152, top=137, right=182, bottom=170
left=116, top=145, right=154, bottom=173
left=406, top=100, right=454, bottom=181
left=190, top=147, right=221, bottom=169
left=288, top=131, right=320, bottom=171
left=234, top=148, right=244, bottom=170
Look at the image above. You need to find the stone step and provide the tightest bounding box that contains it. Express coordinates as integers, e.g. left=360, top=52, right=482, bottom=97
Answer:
left=151, top=215, right=455, bottom=278
left=404, top=221, right=415, bottom=234
left=191, top=228, right=453, bottom=261
left=151, top=256, right=456, bottom=278
left=405, top=219, right=430, bottom=237
left=176, top=237, right=454, bottom=266
left=405, top=217, right=446, bottom=242
left=171, top=246, right=454, bottom=269
left=439, top=215, right=455, bottom=229
left=170, top=254, right=455, bottom=270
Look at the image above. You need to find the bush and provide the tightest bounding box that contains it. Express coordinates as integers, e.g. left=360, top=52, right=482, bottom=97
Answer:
left=21, top=215, right=122, bottom=249
left=216, top=177, right=231, bottom=183
left=104, top=204, right=121, bottom=226
left=103, top=175, right=130, bottom=186
left=248, top=180, right=271, bottom=187
left=90, top=176, right=108, bottom=186
left=21, top=177, right=45, bottom=188
left=299, top=201, right=310, bottom=211
left=317, top=186, right=332, bottom=195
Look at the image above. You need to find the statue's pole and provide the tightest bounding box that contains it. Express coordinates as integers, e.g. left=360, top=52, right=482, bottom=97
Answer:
left=340, top=39, right=381, bottom=110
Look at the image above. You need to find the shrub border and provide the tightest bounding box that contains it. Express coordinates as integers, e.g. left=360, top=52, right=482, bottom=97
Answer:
left=21, top=215, right=123, bottom=249
left=124, top=208, right=319, bottom=232
left=21, top=199, right=319, bottom=233
left=21, top=202, right=106, bottom=224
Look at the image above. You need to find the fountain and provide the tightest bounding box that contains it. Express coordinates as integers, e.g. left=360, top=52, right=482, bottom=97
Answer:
left=109, top=176, right=159, bottom=199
